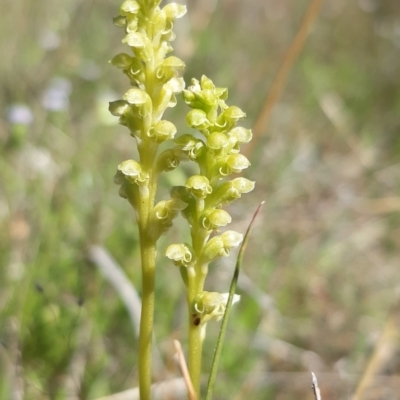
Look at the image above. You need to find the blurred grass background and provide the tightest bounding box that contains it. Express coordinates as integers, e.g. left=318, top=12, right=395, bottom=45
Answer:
left=1, top=0, right=400, bottom=399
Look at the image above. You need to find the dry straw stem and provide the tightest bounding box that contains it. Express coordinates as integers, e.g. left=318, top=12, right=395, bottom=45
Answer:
left=244, top=0, right=323, bottom=158
left=311, top=372, right=322, bottom=400
left=173, top=340, right=197, bottom=400
left=351, top=300, right=400, bottom=400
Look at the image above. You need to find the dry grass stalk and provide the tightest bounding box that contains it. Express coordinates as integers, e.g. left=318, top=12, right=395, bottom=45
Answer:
left=351, top=301, right=400, bottom=400
left=311, top=372, right=322, bottom=400
left=244, top=0, right=323, bottom=158
left=173, top=340, right=197, bottom=400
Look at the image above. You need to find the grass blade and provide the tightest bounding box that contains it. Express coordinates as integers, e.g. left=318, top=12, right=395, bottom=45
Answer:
left=205, top=202, right=264, bottom=400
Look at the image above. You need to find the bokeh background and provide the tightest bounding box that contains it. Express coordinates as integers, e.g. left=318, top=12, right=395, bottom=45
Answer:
left=1, top=0, right=400, bottom=399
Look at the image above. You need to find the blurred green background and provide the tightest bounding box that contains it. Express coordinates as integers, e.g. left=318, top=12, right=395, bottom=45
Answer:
left=1, top=0, right=400, bottom=399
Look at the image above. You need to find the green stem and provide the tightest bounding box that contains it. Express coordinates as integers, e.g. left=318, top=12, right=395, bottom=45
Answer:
left=137, top=149, right=158, bottom=400
left=138, top=238, right=156, bottom=400
left=189, top=318, right=203, bottom=397
left=188, top=266, right=207, bottom=398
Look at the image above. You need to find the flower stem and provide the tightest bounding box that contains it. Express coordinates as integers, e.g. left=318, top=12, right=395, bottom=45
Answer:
left=189, top=319, right=203, bottom=398
left=137, top=155, right=158, bottom=400
left=188, top=268, right=207, bottom=398
left=138, top=238, right=156, bottom=400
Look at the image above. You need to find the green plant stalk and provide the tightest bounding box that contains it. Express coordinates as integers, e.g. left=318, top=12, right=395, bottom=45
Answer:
left=188, top=319, right=202, bottom=397
left=188, top=202, right=209, bottom=397
left=188, top=266, right=207, bottom=396
left=138, top=240, right=156, bottom=400
left=136, top=145, right=158, bottom=400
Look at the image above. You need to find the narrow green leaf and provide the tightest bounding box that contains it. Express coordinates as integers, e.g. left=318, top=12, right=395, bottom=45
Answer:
left=205, top=201, right=264, bottom=400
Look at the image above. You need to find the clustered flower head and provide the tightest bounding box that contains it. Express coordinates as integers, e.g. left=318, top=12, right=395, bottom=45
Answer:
left=109, top=0, right=254, bottom=331
left=109, top=0, right=187, bottom=203
left=165, top=76, right=255, bottom=326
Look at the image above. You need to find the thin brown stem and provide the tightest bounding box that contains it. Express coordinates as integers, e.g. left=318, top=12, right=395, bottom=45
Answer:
left=245, top=0, right=323, bottom=158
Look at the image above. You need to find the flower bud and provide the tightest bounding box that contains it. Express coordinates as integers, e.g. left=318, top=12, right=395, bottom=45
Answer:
left=182, top=89, right=196, bottom=106
left=228, top=126, right=252, bottom=143
left=208, top=178, right=255, bottom=207
left=196, top=90, right=218, bottom=107
left=200, top=75, right=214, bottom=91
left=163, top=3, right=187, bottom=19
left=123, top=31, right=145, bottom=47
left=108, top=100, right=130, bottom=116
left=186, top=109, right=210, bottom=130
left=110, top=53, right=133, bottom=69
left=167, top=77, right=185, bottom=93
left=232, top=177, right=255, bottom=193
left=123, top=89, right=152, bottom=127
left=150, top=198, right=187, bottom=238
left=185, top=175, right=212, bottom=199
left=156, top=56, right=185, bottom=81
left=174, top=134, right=205, bottom=161
left=120, top=0, right=140, bottom=15
left=193, top=291, right=241, bottom=324
left=207, top=132, right=229, bottom=153
left=156, top=148, right=183, bottom=172
left=155, top=77, right=185, bottom=116
left=187, top=77, right=201, bottom=92
left=201, top=236, right=226, bottom=262
left=201, top=230, right=243, bottom=263
left=113, top=15, right=127, bottom=27
left=166, top=243, right=193, bottom=267
left=126, top=16, right=139, bottom=33
left=221, top=230, right=243, bottom=248
left=123, top=88, right=150, bottom=106
left=216, top=106, right=246, bottom=129
left=225, top=153, right=251, bottom=174
left=153, top=198, right=186, bottom=220
left=223, top=106, right=246, bottom=121
left=114, top=159, right=148, bottom=185
left=148, top=120, right=177, bottom=143
left=214, top=86, right=228, bottom=101
left=151, top=9, right=167, bottom=36
left=201, top=209, right=231, bottom=230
